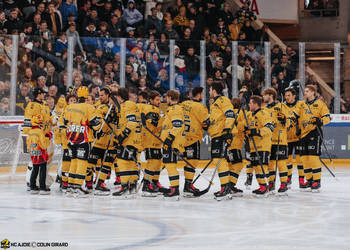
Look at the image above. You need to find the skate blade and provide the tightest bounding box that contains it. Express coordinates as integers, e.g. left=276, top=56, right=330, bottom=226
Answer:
left=268, top=191, right=276, bottom=196
left=276, top=192, right=288, bottom=197
left=30, top=191, right=39, bottom=195
left=141, top=192, right=157, bottom=197
left=311, top=189, right=320, bottom=193
left=163, top=196, right=180, bottom=201
left=214, top=195, right=232, bottom=201
left=300, top=188, right=312, bottom=192
left=183, top=192, right=197, bottom=198
left=253, top=193, right=269, bottom=198
left=94, top=191, right=110, bottom=196
left=39, top=191, right=50, bottom=195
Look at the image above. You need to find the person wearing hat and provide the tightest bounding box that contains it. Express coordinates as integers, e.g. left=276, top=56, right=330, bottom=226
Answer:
left=125, top=26, right=136, bottom=38
left=23, top=87, right=52, bottom=191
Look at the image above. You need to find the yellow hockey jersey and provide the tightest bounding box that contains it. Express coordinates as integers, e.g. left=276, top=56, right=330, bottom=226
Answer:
left=160, top=104, right=185, bottom=152
left=285, top=101, right=302, bottom=143
left=264, top=102, right=289, bottom=146
left=181, top=100, right=209, bottom=147
left=23, top=100, right=51, bottom=135
left=27, top=127, right=50, bottom=164
left=63, top=102, right=98, bottom=144
left=116, top=100, right=142, bottom=150
left=139, top=103, right=163, bottom=149
left=94, top=103, right=115, bottom=149
left=293, top=98, right=330, bottom=138
left=208, top=96, right=235, bottom=139
left=229, top=108, right=245, bottom=150
left=245, top=108, right=273, bottom=152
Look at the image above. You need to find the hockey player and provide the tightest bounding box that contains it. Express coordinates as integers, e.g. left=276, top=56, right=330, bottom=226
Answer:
left=262, top=88, right=289, bottom=194
left=160, top=90, right=185, bottom=199
left=292, top=85, right=330, bottom=191
left=284, top=87, right=306, bottom=188
left=27, top=114, right=52, bottom=195
left=112, top=88, right=142, bottom=197
left=226, top=98, right=245, bottom=196
left=88, top=87, right=116, bottom=195
left=181, top=87, right=209, bottom=197
left=63, top=86, right=100, bottom=196
left=244, top=95, right=273, bottom=195
left=58, top=94, right=76, bottom=192
left=139, top=90, right=166, bottom=196
left=24, top=87, right=51, bottom=190
left=208, top=82, right=235, bottom=200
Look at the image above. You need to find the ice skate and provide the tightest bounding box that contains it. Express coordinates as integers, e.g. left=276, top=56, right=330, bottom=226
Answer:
left=229, top=182, right=243, bottom=197
left=299, top=177, right=306, bottom=189
left=277, top=182, right=288, bottom=196
left=141, top=180, right=157, bottom=197
left=183, top=180, right=200, bottom=198
left=39, top=187, right=51, bottom=195
left=214, top=184, right=232, bottom=201
left=30, top=186, right=39, bottom=194
left=128, top=181, right=138, bottom=198
left=287, top=176, right=292, bottom=188
left=163, top=186, right=180, bottom=201
left=94, top=181, right=110, bottom=196
left=253, top=184, right=268, bottom=197
left=300, top=179, right=312, bottom=192
left=114, top=176, right=121, bottom=186
left=112, top=184, right=129, bottom=198
left=311, top=181, right=321, bottom=193
left=73, top=187, right=89, bottom=198
left=153, top=180, right=170, bottom=195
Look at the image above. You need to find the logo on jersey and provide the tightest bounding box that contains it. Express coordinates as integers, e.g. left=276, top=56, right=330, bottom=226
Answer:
left=1, top=239, right=10, bottom=249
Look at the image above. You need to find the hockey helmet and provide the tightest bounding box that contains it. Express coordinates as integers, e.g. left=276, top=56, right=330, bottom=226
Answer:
left=77, top=86, right=89, bottom=99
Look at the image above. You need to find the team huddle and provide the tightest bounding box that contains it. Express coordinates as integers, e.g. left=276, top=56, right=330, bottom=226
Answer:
left=22, top=81, right=330, bottom=201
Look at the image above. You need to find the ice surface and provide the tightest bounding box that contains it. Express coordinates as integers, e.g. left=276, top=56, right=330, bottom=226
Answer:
left=0, top=169, right=349, bottom=250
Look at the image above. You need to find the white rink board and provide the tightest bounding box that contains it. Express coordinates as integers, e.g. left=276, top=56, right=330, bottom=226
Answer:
left=0, top=169, right=350, bottom=250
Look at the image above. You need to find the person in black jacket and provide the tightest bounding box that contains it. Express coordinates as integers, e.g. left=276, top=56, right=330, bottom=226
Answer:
left=184, top=46, right=200, bottom=83
left=4, top=8, right=23, bottom=33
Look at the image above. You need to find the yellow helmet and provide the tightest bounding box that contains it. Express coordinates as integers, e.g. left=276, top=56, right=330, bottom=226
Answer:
left=77, top=86, right=88, bottom=99
left=31, top=114, right=43, bottom=126
left=56, top=96, right=67, bottom=109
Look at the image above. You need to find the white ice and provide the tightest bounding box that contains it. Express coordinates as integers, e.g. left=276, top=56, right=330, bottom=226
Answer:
left=0, top=168, right=350, bottom=250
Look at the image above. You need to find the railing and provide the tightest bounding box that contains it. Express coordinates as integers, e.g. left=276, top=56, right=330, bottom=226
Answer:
left=0, top=34, right=346, bottom=116
left=301, top=8, right=339, bottom=18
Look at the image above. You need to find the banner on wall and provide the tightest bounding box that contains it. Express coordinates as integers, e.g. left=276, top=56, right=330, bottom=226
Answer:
left=240, top=0, right=299, bottom=23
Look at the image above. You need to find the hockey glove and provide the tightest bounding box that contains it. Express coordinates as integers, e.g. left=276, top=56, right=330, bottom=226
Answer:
left=244, top=127, right=261, bottom=138
left=117, top=128, right=131, bottom=145
left=311, top=117, right=323, bottom=128
left=222, top=128, right=233, bottom=145
left=163, top=134, right=175, bottom=151
left=277, top=113, right=286, bottom=126
left=141, top=113, right=147, bottom=126
left=45, top=132, right=53, bottom=140
left=150, top=113, right=160, bottom=127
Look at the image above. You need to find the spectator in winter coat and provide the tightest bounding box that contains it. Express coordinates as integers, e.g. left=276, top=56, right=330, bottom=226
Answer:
left=228, top=17, right=242, bottom=41
left=145, top=8, right=163, bottom=35
left=59, top=0, right=78, bottom=27
left=122, top=0, right=143, bottom=28
left=4, top=8, right=23, bottom=34
left=163, top=20, right=180, bottom=40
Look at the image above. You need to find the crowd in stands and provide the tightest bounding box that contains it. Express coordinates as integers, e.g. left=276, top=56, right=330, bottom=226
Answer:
left=0, top=0, right=346, bottom=116
left=305, top=0, right=339, bottom=17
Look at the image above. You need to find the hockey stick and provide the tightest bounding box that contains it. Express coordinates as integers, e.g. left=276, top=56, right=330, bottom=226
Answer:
left=93, top=123, right=115, bottom=190
left=274, top=94, right=284, bottom=185
left=296, top=83, right=336, bottom=178
left=241, top=105, right=268, bottom=183
left=191, top=159, right=213, bottom=185
left=140, top=115, right=214, bottom=185
left=194, top=158, right=222, bottom=197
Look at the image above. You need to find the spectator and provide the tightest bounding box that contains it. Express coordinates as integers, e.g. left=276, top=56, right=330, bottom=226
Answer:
left=4, top=8, right=23, bottom=34
left=240, top=20, right=256, bottom=41
left=158, top=33, right=169, bottom=55
left=255, top=24, right=269, bottom=43
left=0, top=97, right=10, bottom=115
left=220, top=2, right=234, bottom=25
left=188, top=19, right=200, bottom=41
left=173, top=6, right=189, bottom=33
left=66, top=22, right=84, bottom=56
left=145, top=7, right=162, bottom=35
left=54, top=32, right=68, bottom=57
left=35, top=20, right=55, bottom=43
left=0, top=11, right=7, bottom=33
left=16, top=83, right=31, bottom=112
left=46, top=95, right=56, bottom=112
left=206, top=45, right=218, bottom=76
left=82, top=7, right=99, bottom=32
left=32, top=13, right=42, bottom=34
left=245, top=43, right=260, bottom=67
left=228, top=17, right=242, bottom=41
left=43, top=2, right=62, bottom=36
left=178, top=27, right=193, bottom=54
left=155, top=2, right=164, bottom=22
left=125, top=26, right=136, bottom=38
left=122, top=0, right=143, bottom=28
left=184, top=46, right=200, bottom=84
left=59, top=0, right=78, bottom=26
left=48, top=84, right=58, bottom=99
left=108, top=14, right=124, bottom=37
left=214, top=17, right=230, bottom=40
left=163, top=20, right=180, bottom=40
